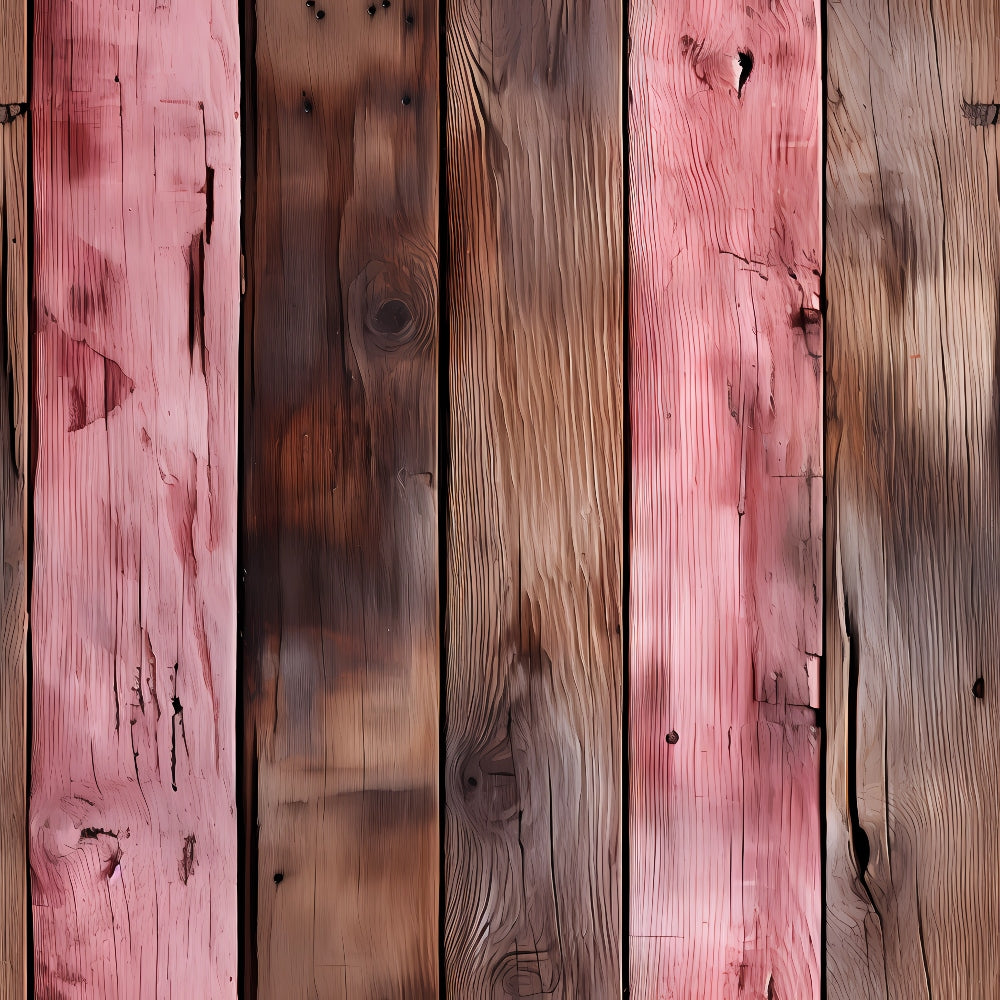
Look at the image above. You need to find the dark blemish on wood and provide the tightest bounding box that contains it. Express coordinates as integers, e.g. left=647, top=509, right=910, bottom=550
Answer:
left=402, top=94, right=412, bottom=106
left=204, top=166, right=215, bottom=244
left=302, top=95, right=313, bottom=114
left=961, top=100, right=1000, bottom=127
left=737, top=50, right=754, bottom=98
left=368, top=4, right=376, bottom=13
left=170, top=665, right=189, bottom=792
left=187, top=231, right=206, bottom=373
left=973, top=676, right=985, bottom=699
left=404, top=12, right=414, bottom=24
left=665, top=730, right=679, bottom=744
left=382, top=0, right=391, bottom=6
left=467, top=775, right=478, bottom=787
left=372, top=298, right=412, bottom=334
left=306, top=0, right=314, bottom=5
left=179, top=834, right=196, bottom=885
left=114, top=75, right=120, bottom=83
left=315, top=8, right=325, bottom=17
left=273, top=872, right=284, bottom=884
left=0, top=103, right=28, bottom=125
left=80, top=827, right=117, bottom=840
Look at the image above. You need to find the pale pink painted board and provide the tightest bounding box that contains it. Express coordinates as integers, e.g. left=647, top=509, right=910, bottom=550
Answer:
left=629, top=0, right=822, bottom=995
left=30, top=0, right=240, bottom=994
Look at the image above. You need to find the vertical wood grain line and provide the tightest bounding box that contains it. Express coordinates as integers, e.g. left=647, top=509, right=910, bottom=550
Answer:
left=826, top=0, right=1000, bottom=994
left=241, top=0, right=441, bottom=994
left=629, top=0, right=823, bottom=995
left=443, top=0, right=625, bottom=993
left=0, top=0, right=28, bottom=990
left=30, top=0, right=241, bottom=992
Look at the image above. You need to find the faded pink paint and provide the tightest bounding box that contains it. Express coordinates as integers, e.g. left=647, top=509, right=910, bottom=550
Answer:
left=629, top=0, right=822, bottom=996
left=30, top=0, right=239, bottom=995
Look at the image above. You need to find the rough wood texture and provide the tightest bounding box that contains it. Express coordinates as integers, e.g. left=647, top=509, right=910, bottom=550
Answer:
left=30, top=0, right=240, bottom=993
left=241, top=0, right=439, bottom=995
left=0, top=0, right=27, bottom=989
left=629, top=0, right=822, bottom=994
left=827, top=0, right=1000, bottom=995
left=444, top=2, right=623, bottom=994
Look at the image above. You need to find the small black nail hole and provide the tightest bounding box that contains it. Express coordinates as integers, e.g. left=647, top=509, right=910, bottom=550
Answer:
left=737, top=49, right=753, bottom=98
left=306, top=1, right=314, bottom=6
left=973, top=677, right=985, bottom=699
left=405, top=12, right=414, bottom=23
left=315, top=8, right=325, bottom=17
left=382, top=0, right=391, bottom=6
left=368, top=4, right=376, bottom=12
left=402, top=94, right=411, bottom=106
left=467, top=775, right=477, bottom=787
left=114, top=75, right=120, bottom=82
left=303, top=98, right=313, bottom=114
left=273, top=872, right=284, bottom=884
left=665, top=730, right=679, bottom=745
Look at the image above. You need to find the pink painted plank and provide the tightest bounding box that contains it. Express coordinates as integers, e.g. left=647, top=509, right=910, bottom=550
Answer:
left=629, top=0, right=822, bottom=995
left=30, top=0, right=240, bottom=994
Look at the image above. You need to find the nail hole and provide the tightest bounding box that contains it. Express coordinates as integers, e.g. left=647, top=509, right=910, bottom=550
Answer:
left=303, top=97, right=313, bottom=114
left=402, top=94, right=411, bottom=106
left=405, top=12, right=414, bottom=23
left=315, top=8, right=325, bottom=17
left=273, top=872, right=284, bottom=884
left=974, top=676, right=985, bottom=699
left=114, top=75, right=120, bottom=83
left=467, top=775, right=477, bottom=787
left=737, top=49, right=753, bottom=98
left=382, top=0, right=391, bottom=6
left=306, top=1, right=314, bottom=5
left=665, top=730, right=679, bottom=745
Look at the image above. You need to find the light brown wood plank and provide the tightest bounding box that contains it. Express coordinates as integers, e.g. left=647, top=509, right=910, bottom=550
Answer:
left=0, top=0, right=27, bottom=986
left=827, top=0, right=1000, bottom=994
left=241, top=0, right=440, bottom=994
left=444, top=1, right=624, bottom=993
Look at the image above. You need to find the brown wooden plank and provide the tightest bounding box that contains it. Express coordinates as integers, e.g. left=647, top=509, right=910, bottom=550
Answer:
left=443, top=2, right=624, bottom=994
left=628, top=0, right=823, bottom=995
left=241, top=0, right=440, bottom=995
left=0, top=0, right=27, bottom=988
left=30, top=0, right=241, bottom=992
left=827, top=0, right=1000, bottom=994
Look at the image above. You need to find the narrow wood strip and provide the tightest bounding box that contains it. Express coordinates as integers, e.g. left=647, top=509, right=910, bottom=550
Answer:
left=30, top=0, right=240, bottom=993
left=241, top=1, right=440, bottom=994
left=827, top=0, right=1000, bottom=993
left=629, top=0, right=822, bottom=994
left=0, top=0, right=27, bottom=988
left=443, top=1, right=624, bottom=993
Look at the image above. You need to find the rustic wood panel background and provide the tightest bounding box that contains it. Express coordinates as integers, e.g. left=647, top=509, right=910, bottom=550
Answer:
left=0, top=0, right=26, bottom=991
left=826, top=0, right=1000, bottom=995
left=5, top=0, right=996, bottom=993
left=241, top=0, right=440, bottom=994
left=444, top=0, right=623, bottom=995
left=29, top=0, right=240, bottom=993
left=629, top=0, right=822, bottom=994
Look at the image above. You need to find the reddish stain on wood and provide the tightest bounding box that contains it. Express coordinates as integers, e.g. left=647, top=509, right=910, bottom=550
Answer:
left=30, top=0, right=240, bottom=993
left=629, top=0, right=822, bottom=994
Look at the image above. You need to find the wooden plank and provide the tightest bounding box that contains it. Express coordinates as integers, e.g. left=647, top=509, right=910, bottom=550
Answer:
left=29, top=0, right=240, bottom=993
left=826, top=0, right=1000, bottom=994
left=628, top=0, right=822, bottom=994
left=0, top=0, right=27, bottom=989
left=241, top=0, right=440, bottom=995
left=443, top=2, right=623, bottom=994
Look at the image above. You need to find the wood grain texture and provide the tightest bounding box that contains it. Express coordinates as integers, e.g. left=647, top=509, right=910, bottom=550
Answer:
left=827, top=0, right=1000, bottom=995
left=0, top=0, right=27, bottom=989
left=241, top=0, right=439, bottom=995
left=30, top=0, right=240, bottom=993
left=444, top=2, right=623, bottom=995
left=629, top=0, right=822, bottom=995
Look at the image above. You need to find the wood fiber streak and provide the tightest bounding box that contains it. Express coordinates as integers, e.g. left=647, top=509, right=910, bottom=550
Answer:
left=30, top=0, right=240, bottom=994
left=242, top=0, right=439, bottom=996
left=444, top=2, right=623, bottom=995
left=629, top=0, right=822, bottom=995
left=0, top=0, right=27, bottom=989
left=827, top=1, right=1000, bottom=996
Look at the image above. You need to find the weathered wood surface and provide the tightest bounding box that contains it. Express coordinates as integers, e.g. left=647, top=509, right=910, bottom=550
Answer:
left=629, top=0, right=822, bottom=994
left=241, top=0, right=439, bottom=995
left=30, top=0, right=240, bottom=993
left=0, top=0, right=27, bottom=990
left=444, top=1, right=624, bottom=994
left=826, top=0, right=1000, bottom=995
